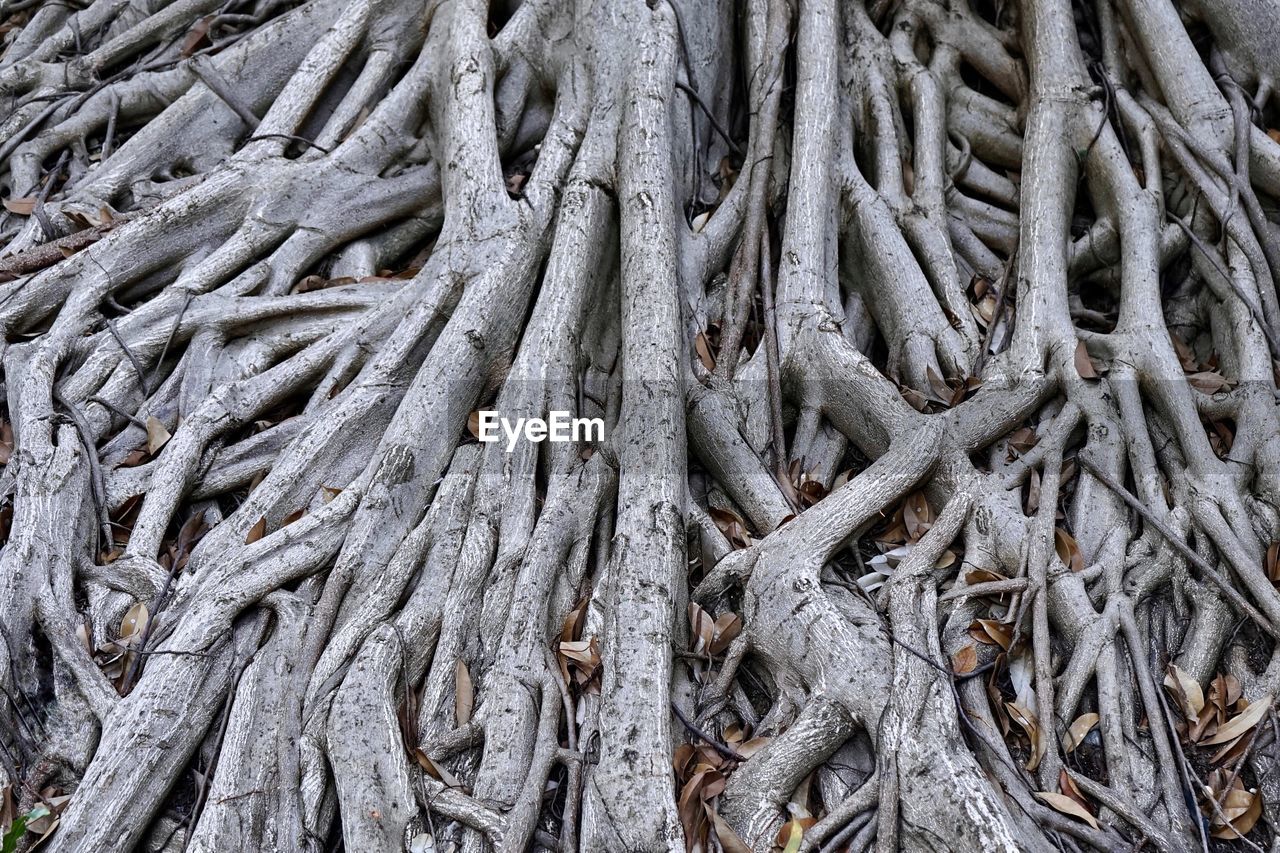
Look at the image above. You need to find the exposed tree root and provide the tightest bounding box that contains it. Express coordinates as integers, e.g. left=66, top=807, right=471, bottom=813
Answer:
left=3, top=0, right=1280, bottom=850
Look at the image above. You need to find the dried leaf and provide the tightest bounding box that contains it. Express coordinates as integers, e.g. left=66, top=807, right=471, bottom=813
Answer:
left=1064, top=712, right=1099, bottom=752
left=245, top=516, right=267, bottom=544
left=2, top=197, right=35, bottom=215
left=1007, top=427, right=1038, bottom=457
left=1163, top=664, right=1205, bottom=719
left=777, top=818, right=805, bottom=853
left=467, top=411, right=481, bottom=439
left=903, top=492, right=934, bottom=541
left=0, top=421, right=14, bottom=465
left=1074, top=341, right=1098, bottom=379
left=708, top=612, right=742, bottom=656
left=454, top=659, right=473, bottom=726
left=412, top=749, right=462, bottom=788
left=1204, top=772, right=1264, bottom=839
left=706, top=806, right=751, bottom=853
left=951, top=644, right=978, bottom=675
left=1007, top=701, right=1045, bottom=770
left=1201, top=695, right=1271, bottom=746
left=969, top=619, right=1013, bottom=651
left=708, top=507, right=751, bottom=549
left=1054, top=528, right=1084, bottom=572
left=120, top=602, right=149, bottom=640
left=145, top=416, right=171, bottom=455
left=736, top=736, right=771, bottom=758
left=180, top=15, right=214, bottom=56
left=695, top=332, right=716, bottom=372
left=1188, top=371, right=1230, bottom=394
left=689, top=602, right=715, bottom=654
left=1059, top=770, right=1090, bottom=811
left=691, top=211, right=711, bottom=233
left=1034, top=792, right=1099, bottom=829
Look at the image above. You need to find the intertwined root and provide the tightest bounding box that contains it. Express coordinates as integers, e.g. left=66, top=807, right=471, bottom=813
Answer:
left=3, top=0, right=1280, bottom=850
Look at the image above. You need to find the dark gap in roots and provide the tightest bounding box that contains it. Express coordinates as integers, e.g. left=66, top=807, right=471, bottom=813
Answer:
left=541, top=761, right=571, bottom=841
left=29, top=621, right=55, bottom=730
left=1161, top=245, right=1196, bottom=304
left=489, top=0, right=521, bottom=38
left=1205, top=416, right=1236, bottom=459
left=503, top=144, right=539, bottom=201
left=234, top=388, right=314, bottom=447
left=969, top=0, right=1015, bottom=31
left=291, top=53, right=368, bottom=158
left=1075, top=275, right=1119, bottom=332
left=1070, top=0, right=1103, bottom=64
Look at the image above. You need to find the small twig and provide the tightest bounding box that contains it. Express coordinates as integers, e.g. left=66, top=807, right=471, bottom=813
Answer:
left=102, top=90, right=120, bottom=162
left=104, top=316, right=151, bottom=397
left=674, top=82, right=742, bottom=157
left=153, top=290, right=194, bottom=388
left=189, top=54, right=261, bottom=130
left=88, top=394, right=148, bottom=429
left=973, top=245, right=1018, bottom=377
left=1153, top=679, right=1211, bottom=853
left=758, top=228, right=791, bottom=493
left=1168, top=214, right=1280, bottom=362
left=669, top=700, right=745, bottom=762
left=245, top=133, right=331, bottom=154
left=1078, top=456, right=1278, bottom=638
left=544, top=647, right=577, bottom=752
left=53, top=388, right=113, bottom=550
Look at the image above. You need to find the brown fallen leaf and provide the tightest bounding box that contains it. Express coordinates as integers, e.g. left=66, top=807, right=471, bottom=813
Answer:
left=120, top=602, right=149, bottom=640
left=1187, top=371, right=1232, bottom=394
left=952, top=644, right=978, bottom=675
left=181, top=15, right=214, bottom=56
left=0, top=420, right=13, bottom=465
left=1203, top=769, right=1263, bottom=839
left=1201, top=695, right=1271, bottom=746
left=413, top=748, right=463, bottom=788
left=1007, top=701, right=1046, bottom=770
left=694, top=331, right=716, bottom=371
left=1163, top=664, right=1205, bottom=720
left=903, top=491, right=934, bottom=541
left=1064, top=712, right=1099, bottom=752
left=2, top=196, right=36, bottom=215
left=145, top=416, right=171, bottom=455
left=1054, top=528, right=1084, bottom=572
left=454, top=659, right=474, bottom=726
left=708, top=507, right=752, bottom=549
left=969, top=618, right=1013, bottom=650
left=1074, top=340, right=1099, bottom=379
left=708, top=612, right=742, bottom=655
left=706, top=805, right=751, bottom=853
left=1035, top=791, right=1099, bottom=829
left=245, top=516, right=267, bottom=544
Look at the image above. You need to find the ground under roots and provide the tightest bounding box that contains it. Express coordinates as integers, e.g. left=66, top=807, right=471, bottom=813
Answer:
left=3, top=0, right=1280, bottom=850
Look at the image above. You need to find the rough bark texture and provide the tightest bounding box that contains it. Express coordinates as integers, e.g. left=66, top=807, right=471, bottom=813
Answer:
left=2, top=0, right=1280, bottom=850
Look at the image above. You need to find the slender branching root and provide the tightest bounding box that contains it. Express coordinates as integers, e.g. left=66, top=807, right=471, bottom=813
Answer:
left=2, top=0, right=1280, bottom=849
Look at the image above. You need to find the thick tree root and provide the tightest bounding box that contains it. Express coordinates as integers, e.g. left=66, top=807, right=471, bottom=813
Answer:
left=3, top=0, right=1280, bottom=850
